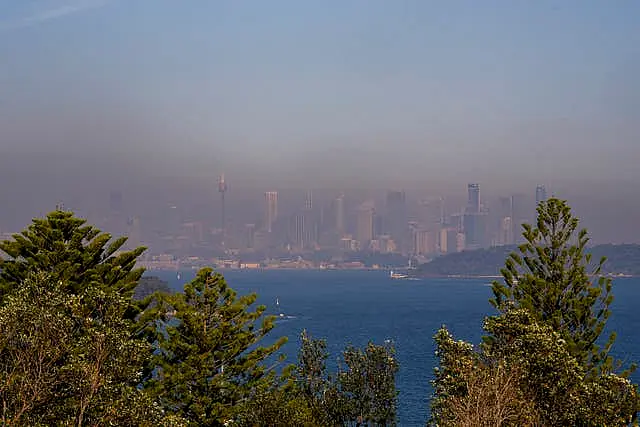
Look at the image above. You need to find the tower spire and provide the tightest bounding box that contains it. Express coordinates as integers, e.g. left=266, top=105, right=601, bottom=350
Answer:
left=218, top=173, right=228, bottom=233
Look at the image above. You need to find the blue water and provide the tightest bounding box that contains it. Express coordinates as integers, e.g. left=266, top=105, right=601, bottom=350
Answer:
left=151, top=269, right=640, bottom=426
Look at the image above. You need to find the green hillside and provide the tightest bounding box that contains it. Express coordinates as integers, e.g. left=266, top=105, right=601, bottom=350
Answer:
left=416, top=244, right=640, bottom=277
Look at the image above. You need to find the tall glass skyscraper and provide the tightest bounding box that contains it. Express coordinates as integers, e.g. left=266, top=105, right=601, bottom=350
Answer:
left=264, top=191, right=278, bottom=233
left=467, top=183, right=480, bottom=213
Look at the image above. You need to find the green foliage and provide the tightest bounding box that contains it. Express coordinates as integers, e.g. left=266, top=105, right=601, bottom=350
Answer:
left=338, top=342, right=399, bottom=426
left=134, top=275, right=172, bottom=301
left=0, top=272, right=158, bottom=426
left=231, top=367, right=319, bottom=427
left=431, top=199, right=640, bottom=426
left=416, top=246, right=516, bottom=277
left=416, top=243, right=640, bottom=277
left=589, top=244, right=640, bottom=276
left=431, top=309, right=639, bottom=426
left=0, top=210, right=145, bottom=310
left=295, top=330, right=345, bottom=425
left=145, top=267, right=287, bottom=425
left=490, top=198, right=621, bottom=375
left=295, top=331, right=399, bottom=427
left=430, top=325, right=539, bottom=426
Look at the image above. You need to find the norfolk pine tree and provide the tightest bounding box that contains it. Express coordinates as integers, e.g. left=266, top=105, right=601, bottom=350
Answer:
left=0, top=211, right=162, bottom=425
left=430, top=198, right=639, bottom=425
left=0, top=210, right=145, bottom=313
left=490, top=198, right=627, bottom=375
left=145, top=267, right=287, bottom=425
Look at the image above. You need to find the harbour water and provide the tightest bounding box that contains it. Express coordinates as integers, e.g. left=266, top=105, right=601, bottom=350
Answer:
left=150, top=269, right=640, bottom=426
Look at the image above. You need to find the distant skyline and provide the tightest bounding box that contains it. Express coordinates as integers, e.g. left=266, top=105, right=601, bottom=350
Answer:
left=1, top=1, right=640, bottom=242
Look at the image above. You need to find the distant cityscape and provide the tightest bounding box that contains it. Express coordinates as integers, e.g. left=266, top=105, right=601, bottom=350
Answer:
left=0, top=177, right=554, bottom=271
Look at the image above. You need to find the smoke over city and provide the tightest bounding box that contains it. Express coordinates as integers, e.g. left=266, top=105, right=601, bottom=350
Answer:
left=1, top=1, right=639, bottom=245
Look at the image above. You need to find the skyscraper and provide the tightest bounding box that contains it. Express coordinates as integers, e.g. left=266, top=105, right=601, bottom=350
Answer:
left=291, top=213, right=306, bottom=249
left=536, top=185, right=547, bottom=205
left=439, top=228, right=458, bottom=254
left=419, top=197, right=445, bottom=230
left=218, top=173, right=228, bottom=230
left=264, top=191, right=278, bottom=233
left=510, top=193, right=528, bottom=243
left=356, top=203, right=375, bottom=250
left=304, top=190, right=313, bottom=211
left=386, top=190, right=407, bottom=249
left=467, top=183, right=480, bottom=213
left=495, top=196, right=515, bottom=245
left=499, top=216, right=513, bottom=246
left=335, top=194, right=345, bottom=236
left=413, top=229, right=436, bottom=255
left=464, top=183, right=486, bottom=249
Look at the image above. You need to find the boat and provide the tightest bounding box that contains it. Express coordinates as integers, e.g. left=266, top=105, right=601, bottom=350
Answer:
left=390, top=270, right=409, bottom=279
left=276, top=297, right=284, bottom=317
left=177, top=272, right=181, bottom=280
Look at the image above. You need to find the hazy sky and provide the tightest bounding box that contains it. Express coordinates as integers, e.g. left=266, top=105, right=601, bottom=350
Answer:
left=1, top=0, right=639, bottom=191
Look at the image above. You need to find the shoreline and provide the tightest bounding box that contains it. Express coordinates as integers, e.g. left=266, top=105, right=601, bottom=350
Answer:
left=142, top=267, right=638, bottom=279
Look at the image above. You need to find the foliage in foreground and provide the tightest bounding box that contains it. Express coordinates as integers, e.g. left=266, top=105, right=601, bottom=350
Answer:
left=431, top=198, right=640, bottom=426
left=431, top=309, right=638, bottom=426
left=0, top=273, right=160, bottom=426
left=0, top=206, right=400, bottom=426
left=491, top=198, right=622, bottom=375
left=294, top=331, right=399, bottom=426
left=0, top=210, right=146, bottom=317
left=141, top=268, right=286, bottom=424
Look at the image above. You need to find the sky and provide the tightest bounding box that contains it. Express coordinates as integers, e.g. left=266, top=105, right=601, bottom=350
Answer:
left=0, top=0, right=639, bottom=192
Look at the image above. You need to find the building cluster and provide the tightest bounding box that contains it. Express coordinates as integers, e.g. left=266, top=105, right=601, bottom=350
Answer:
left=94, top=177, right=548, bottom=268
left=220, top=181, right=547, bottom=261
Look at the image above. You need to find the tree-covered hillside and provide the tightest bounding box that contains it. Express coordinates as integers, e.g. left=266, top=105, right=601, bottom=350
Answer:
left=416, top=244, right=640, bottom=277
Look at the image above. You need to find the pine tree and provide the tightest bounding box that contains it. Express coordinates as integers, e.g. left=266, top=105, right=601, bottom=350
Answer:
left=490, top=198, right=620, bottom=374
left=0, top=211, right=166, bottom=424
left=431, top=199, right=639, bottom=425
left=146, top=267, right=287, bottom=425
left=0, top=210, right=146, bottom=318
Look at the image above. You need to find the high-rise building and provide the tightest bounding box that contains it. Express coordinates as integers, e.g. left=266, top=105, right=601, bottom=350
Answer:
left=463, top=210, right=488, bottom=249
left=356, top=203, right=375, bottom=249
left=439, top=228, right=458, bottom=254
left=127, top=216, right=142, bottom=250
left=510, top=193, right=528, bottom=242
left=456, top=232, right=466, bottom=252
left=291, top=213, right=306, bottom=249
left=467, top=183, right=480, bottom=213
left=335, top=194, right=345, bottom=236
left=496, top=196, right=515, bottom=246
left=264, top=191, right=278, bottom=233
left=218, top=174, right=228, bottom=230
left=386, top=190, right=407, bottom=248
left=419, top=197, right=445, bottom=230
left=463, top=183, right=487, bottom=249
left=498, top=196, right=513, bottom=221
left=305, top=190, right=313, bottom=211
left=245, top=224, right=256, bottom=249
left=499, top=216, right=513, bottom=246
left=413, top=229, right=436, bottom=255
left=536, top=185, right=547, bottom=205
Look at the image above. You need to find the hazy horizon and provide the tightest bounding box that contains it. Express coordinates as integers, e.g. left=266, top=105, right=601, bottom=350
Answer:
left=1, top=1, right=639, bottom=241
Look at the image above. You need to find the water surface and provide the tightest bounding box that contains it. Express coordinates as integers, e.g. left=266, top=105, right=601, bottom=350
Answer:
left=152, top=269, right=640, bottom=426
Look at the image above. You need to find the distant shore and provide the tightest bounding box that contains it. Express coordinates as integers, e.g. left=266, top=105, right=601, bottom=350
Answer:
left=142, top=267, right=637, bottom=280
